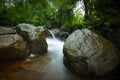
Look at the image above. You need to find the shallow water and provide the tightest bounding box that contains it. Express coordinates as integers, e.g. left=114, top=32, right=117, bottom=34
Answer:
left=0, top=31, right=119, bottom=80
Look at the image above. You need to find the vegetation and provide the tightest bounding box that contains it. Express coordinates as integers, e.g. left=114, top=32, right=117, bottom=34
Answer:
left=0, top=0, right=120, bottom=48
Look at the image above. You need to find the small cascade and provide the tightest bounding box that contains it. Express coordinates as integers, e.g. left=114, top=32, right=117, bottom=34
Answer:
left=46, top=30, right=64, bottom=55
left=28, top=30, right=64, bottom=59
left=49, top=30, right=56, bottom=39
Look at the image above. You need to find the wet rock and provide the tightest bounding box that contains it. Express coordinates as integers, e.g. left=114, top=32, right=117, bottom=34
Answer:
left=63, top=29, right=120, bottom=76
left=16, top=23, right=48, bottom=54
left=0, top=34, right=29, bottom=62
left=37, top=26, right=52, bottom=38
left=55, top=31, right=69, bottom=40
left=0, top=26, right=16, bottom=35
left=50, top=29, right=69, bottom=40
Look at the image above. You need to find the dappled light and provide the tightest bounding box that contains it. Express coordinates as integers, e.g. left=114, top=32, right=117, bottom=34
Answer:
left=73, top=1, right=85, bottom=15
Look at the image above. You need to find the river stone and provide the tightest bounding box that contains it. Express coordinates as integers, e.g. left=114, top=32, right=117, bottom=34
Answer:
left=0, top=34, right=29, bottom=62
left=0, top=26, right=16, bottom=35
left=16, top=23, right=48, bottom=54
left=50, top=29, right=69, bottom=40
left=63, top=29, right=119, bottom=76
left=37, top=26, right=52, bottom=37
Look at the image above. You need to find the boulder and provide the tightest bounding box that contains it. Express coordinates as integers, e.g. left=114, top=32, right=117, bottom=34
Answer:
left=50, top=29, right=69, bottom=40
left=16, top=23, right=48, bottom=54
left=0, top=34, right=29, bottom=62
left=55, top=31, right=69, bottom=40
left=36, top=26, right=52, bottom=38
left=0, top=26, right=16, bottom=35
left=63, top=29, right=120, bottom=76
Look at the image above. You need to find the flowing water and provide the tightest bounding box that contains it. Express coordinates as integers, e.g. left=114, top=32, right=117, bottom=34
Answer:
left=0, top=30, right=118, bottom=80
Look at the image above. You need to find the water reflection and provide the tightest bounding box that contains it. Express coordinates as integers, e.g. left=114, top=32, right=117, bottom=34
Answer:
left=29, top=54, right=36, bottom=58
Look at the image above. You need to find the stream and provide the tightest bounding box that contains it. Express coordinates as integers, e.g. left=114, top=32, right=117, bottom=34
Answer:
left=0, top=30, right=118, bottom=80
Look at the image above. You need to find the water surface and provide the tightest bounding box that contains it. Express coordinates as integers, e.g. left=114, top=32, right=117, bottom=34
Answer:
left=0, top=31, right=118, bottom=80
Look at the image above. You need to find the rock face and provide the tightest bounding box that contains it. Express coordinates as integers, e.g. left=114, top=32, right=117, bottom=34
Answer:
left=63, top=29, right=120, bottom=76
left=16, top=23, right=48, bottom=54
left=37, top=26, right=52, bottom=38
left=0, top=26, right=16, bottom=35
left=50, top=29, right=69, bottom=40
left=0, top=34, right=29, bottom=62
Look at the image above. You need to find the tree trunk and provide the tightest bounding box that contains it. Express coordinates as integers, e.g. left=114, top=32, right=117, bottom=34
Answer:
left=83, top=0, right=89, bottom=20
left=26, top=0, right=28, bottom=21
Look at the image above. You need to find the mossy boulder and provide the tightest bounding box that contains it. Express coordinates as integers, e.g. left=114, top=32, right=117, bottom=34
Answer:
left=16, top=23, right=48, bottom=54
left=63, top=29, right=120, bottom=76
left=0, top=26, right=16, bottom=35
left=0, top=34, right=29, bottom=63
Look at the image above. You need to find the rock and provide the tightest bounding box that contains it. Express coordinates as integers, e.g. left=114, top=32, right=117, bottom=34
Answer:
left=63, top=29, right=120, bottom=76
left=50, top=29, right=69, bottom=40
left=51, top=29, right=60, bottom=34
left=36, top=26, right=52, bottom=38
left=55, top=31, right=69, bottom=40
left=0, top=26, right=16, bottom=35
left=16, top=23, right=48, bottom=54
left=0, top=34, right=29, bottom=62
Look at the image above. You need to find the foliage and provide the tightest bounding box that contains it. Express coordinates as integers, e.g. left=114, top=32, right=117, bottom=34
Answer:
left=88, top=0, right=120, bottom=48
left=0, top=0, right=79, bottom=27
left=0, top=0, right=119, bottom=48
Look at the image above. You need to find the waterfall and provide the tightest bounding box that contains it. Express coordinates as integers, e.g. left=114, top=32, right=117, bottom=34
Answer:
left=29, top=30, right=64, bottom=59
left=46, top=30, right=64, bottom=55
left=49, top=30, right=56, bottom=39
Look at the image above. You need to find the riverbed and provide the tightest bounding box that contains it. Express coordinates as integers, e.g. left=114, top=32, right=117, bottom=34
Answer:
left=0, top=31, right=119, bottom=80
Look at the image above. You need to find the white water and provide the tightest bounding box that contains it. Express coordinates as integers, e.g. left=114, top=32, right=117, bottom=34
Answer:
left=49, top=30, right=56, bottom=39
left=23, top=30, right=82, bottom=80
left=29, top=30, right=64, bottom=58
left=46, top=30, right=64, bottom=57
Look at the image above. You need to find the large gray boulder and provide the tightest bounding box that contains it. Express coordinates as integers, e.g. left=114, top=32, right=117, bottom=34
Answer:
left=16, top=23, right=48, bottom=54
left=0, top=34, right=29, bottom=62
left=63, top=29, right=120, bottom=76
